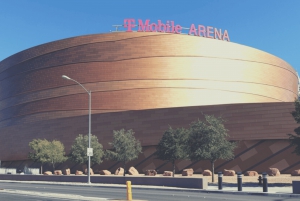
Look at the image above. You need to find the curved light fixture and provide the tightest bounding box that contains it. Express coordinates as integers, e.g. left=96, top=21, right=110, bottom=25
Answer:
left=62, top=75, right=71, bottom=80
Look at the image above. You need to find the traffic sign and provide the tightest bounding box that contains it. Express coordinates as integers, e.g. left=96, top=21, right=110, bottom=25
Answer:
left=87, top=148, right=93, bottom=156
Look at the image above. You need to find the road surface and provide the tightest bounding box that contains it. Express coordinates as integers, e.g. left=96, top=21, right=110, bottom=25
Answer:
left=0, top=181, right=298, bottom=201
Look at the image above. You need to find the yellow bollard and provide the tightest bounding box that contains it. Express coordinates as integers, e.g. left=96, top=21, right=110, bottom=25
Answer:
left=126, top=181, right=132, bottom=200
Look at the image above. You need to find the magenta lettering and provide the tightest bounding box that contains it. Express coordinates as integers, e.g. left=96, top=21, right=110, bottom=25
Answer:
left=175, top=25, right=182, bottom=34
left=124, top=19, right=135, bottom=32
left=137, top=19, right=150, bottom=32
left=157, top=20, right=166, bottom=32
left=150, top=23, right=157, bottom=32
left=206, top=26, right=214, bottom=38
left=123, top=19, right=230, bottom=42
left=198, top=25, right=206, bottom=37
left=188, top=24, right=197, bottom=36
left=214, top=28, right=222, bottom=40
left=223, top=30, right=230, bottom=42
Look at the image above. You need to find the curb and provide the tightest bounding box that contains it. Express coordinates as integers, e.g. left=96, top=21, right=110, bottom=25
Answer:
left=0, top=180, right=300, bottom=198
left=197, top=189, right=300, bottom=198
left=129, top=187, right=300, bottom=198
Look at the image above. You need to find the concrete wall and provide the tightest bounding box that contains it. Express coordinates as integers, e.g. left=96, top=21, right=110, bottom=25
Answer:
left=0, top=168, right=16, bottom=174
left=24, top=167, right=40, bottom=175
left=0, top=174, right=207, bottom=189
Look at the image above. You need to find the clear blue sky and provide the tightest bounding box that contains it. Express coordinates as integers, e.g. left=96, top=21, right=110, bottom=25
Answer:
left=0, top=0, right=299, bottom=72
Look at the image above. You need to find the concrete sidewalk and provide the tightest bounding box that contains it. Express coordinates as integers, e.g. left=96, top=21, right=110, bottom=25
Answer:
left=0, top=180, right=299, bottom=198
left=208, top=184, right=292, bottom=194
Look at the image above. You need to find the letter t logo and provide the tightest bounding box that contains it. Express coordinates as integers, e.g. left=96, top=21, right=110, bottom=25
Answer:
left=124, top=19, right=135, bottom=32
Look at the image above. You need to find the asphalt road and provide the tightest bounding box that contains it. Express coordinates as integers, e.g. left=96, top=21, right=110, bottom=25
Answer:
left=0, top=182, right=299, bottom=201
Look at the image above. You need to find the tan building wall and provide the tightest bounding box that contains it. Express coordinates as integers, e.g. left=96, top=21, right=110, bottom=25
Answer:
left=0, top=32, right=299, bottom=173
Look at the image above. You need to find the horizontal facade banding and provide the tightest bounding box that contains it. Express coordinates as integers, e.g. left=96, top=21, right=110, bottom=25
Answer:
left=0, top=32, right=163, bottom=72
left=0, top=32, right=294, bottom=72
left=0, top=79, right=296, bottom=113
left=0, top=32, right=298, bottom=173
left=0, top=88, right=296, bottom=122
left=0, top=57, right=297, bottom=98
left=0, top=34, right=296, bottom=80
left=0, top=102, right=297, bottom=161
left=0, top=57, right=297, bottom=115
left=0, top=33, right=295, bottom=75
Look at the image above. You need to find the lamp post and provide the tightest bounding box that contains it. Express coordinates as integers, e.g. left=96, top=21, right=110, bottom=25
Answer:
left=62, top=75, right=92, bottom=184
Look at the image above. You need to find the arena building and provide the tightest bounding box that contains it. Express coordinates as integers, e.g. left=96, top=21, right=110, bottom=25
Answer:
left=0, top=29, right=299, bottom=174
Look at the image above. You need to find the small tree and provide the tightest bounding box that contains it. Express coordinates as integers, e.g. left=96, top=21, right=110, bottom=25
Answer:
left=106, top=129, right=142, bottom=176
left=28, top=139, right=49, bottom=174
left=288, top=99, right=300, bottom=155
left=155, top=127, right=189, bottom=177
left=188, top=115, right=237, bottom=182
left=69, top=134, right=104, bottom=168
left=28, top=139, right=67, bottom=172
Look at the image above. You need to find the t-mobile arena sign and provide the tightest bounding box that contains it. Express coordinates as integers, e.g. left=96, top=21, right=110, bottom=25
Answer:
left=123, top=19, right=230, bottom=42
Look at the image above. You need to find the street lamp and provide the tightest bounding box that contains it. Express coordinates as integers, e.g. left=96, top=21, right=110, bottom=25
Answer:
left=62, top=75, right=92, bottom=184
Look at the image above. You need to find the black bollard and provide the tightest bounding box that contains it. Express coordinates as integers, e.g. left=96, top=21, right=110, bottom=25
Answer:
left=262, top=172, right=268, bottom=192
left=218, top=172, right=223, bottom=190
left=237, top=172, right=242, bottom=191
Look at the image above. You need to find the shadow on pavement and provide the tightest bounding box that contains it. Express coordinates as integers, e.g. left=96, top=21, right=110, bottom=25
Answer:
left=208, top=182, right=292, bottom=187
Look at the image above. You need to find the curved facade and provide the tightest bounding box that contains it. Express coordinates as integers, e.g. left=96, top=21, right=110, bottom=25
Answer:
left=0, top=32, right=299, bottom=173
